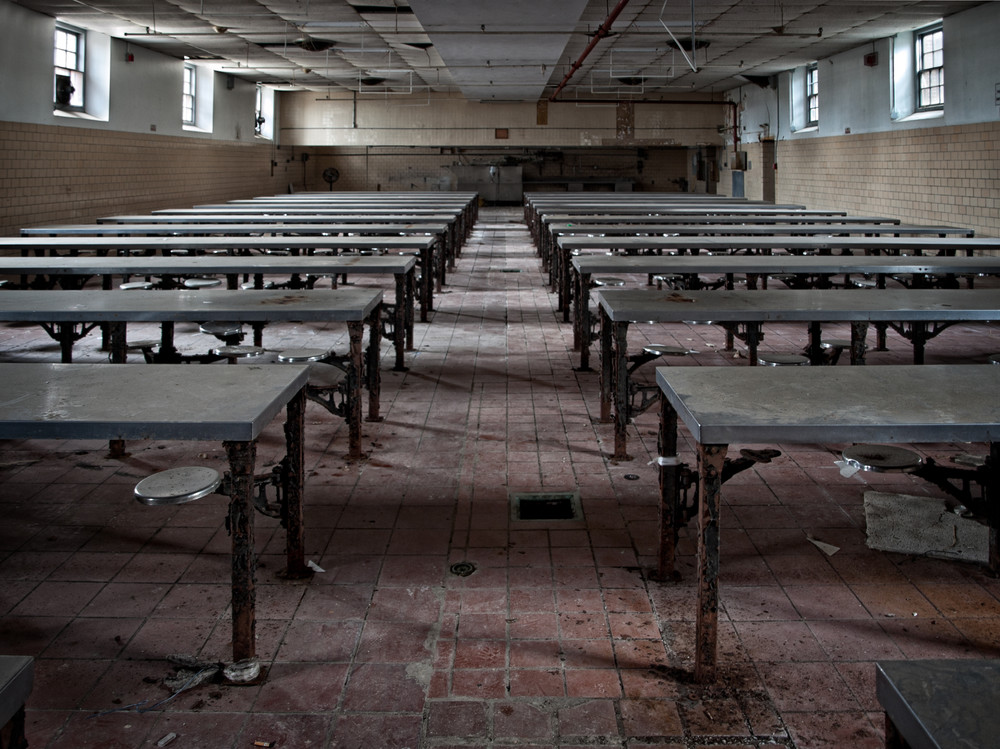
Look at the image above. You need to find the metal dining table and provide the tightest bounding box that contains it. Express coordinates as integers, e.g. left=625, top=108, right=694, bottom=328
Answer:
left=0, top=362, right=314, bottom=666
left=595, top=287, right=1000, bottom=461
left=0, top=253, right=416, bottom=369
left=571, top=254, right=1000, bottom=367
left=0, top=287, right=384, bottom=459
left=653, top=364, right=1000, bottom=682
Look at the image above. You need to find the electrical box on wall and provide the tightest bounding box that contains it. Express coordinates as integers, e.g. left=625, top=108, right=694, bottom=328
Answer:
left=864, top=52, right=878, bottom=67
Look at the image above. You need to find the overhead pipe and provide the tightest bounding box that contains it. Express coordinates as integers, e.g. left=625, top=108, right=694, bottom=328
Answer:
left=549, top=0, right=632, bottom=102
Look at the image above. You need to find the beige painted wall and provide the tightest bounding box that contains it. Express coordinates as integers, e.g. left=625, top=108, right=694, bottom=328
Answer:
left=279, top=92, right=726, bottom=149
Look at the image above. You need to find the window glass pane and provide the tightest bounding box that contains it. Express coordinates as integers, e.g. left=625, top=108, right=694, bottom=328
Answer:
left=182, top=65, right=196, bottom=124
left=915, top=26, right=943, bottom=109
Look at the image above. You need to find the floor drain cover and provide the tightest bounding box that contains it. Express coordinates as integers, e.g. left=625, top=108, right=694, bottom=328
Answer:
left=624, top=474, right=640, bottom=481
left=450, top=562, right=476, bottom=577
left=512, top=491, right=581, bottom=521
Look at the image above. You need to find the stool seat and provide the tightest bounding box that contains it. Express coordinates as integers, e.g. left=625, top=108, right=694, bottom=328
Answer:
left=820, top=338, right=852, bottom=351
left=847, top=278, right=878, bottom=289
left=119, top=280, right=154, bottom=290
left=758, top=353, right=810, bottom=366
left=126, top=339, right=159, bottom=350
left=989, top=353, right=1000, bottom=365
left=642, top=344, right=691, bottom=357
left=842, top=444, right=922, bottom=473
left=593, top=277, right=626, bottom=287
left=212, top=345, right=266, bottom=363
left=135, top=466, right=222, bottom=506
left=278, top=347, right=334, bottom=363
left=200, top=321, right=244, bottom=340
left=184, top=277, right=222, bottom=289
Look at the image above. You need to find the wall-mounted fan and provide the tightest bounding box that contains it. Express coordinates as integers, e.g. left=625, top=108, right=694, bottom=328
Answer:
left=322, top=167, right=340, bottom=190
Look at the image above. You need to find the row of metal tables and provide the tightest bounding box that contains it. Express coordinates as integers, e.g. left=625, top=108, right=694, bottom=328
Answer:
left=0, top=191, right=479, bottom=668
left=524, top=193, right=1000, bottom=685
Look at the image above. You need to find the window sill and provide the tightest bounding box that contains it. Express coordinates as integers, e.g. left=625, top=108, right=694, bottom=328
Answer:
left=53, top=108, right=107, bottom=122
left=183, top=124, right=212, bottom=134
left=895, top=109, right=943, bottom=123
left=793, top=125, right=819, bottom=134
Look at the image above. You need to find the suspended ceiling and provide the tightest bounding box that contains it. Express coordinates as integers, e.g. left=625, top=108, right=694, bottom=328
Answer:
left=11, top=0, right=988, bottom=100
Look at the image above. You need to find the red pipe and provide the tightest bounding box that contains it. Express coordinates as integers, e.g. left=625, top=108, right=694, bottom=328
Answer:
left=549, top=0, right=632, bottom=102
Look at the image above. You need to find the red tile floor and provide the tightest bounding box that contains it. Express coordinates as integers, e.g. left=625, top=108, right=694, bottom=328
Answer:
left=1, top=206, right=999, bottom=748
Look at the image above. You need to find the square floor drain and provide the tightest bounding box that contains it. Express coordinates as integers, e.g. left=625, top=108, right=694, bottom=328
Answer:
left=511, top=491, right=581, bottom=521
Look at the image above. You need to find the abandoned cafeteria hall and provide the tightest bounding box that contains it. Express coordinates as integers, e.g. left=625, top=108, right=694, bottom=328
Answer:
left=3, top=1, right=1000, bottom=747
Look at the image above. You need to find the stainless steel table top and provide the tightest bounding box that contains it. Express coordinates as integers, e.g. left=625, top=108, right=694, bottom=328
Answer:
left=0, top=288, right=383, bottom=323
left=550, top=223, right=972, bottom=237
left=0, top=254, right=416, bottom=276
left=158, top=207, right=460, bottom=217
left=0, top=363, right=309, bottom=441
left=20, top=223, right=449, bottom=236
left=0, top=235, right=435, bottom=254
left=98, top=214, right=460, bottom=225
left=595, top=288, right=1000, bottom=323
left=560, top=235, right=1000, bottom=253
left=573, top=255, right=1000, bottom=276
left=655, top=364, right=1000, bottom=445
left=541, top=214, right=898, bottom=225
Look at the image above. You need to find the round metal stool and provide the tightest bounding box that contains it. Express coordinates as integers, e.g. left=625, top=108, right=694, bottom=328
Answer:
left=212, top=345, right=266, bottom=364
left=652, top=274, right=683, bottom=290
left=135, top=466, right=222, bottom=506
left=757, top=352, right=811, bottom=366
left=593, top=277, right=626, bottom=287
left=642, top=344, right=691, bottom=358
left=847, top=277, right=877, bottom=289
left=183, top=277, right=222, bottom=289
left=819, top=338, right=852, bottom=365
left=199, top=321, right=244, bottom=343
left=841, top=444, right=923, bottom=473
left=278, top=348, right=334, bottom=363
left=240, top=280, right=275, bottom=290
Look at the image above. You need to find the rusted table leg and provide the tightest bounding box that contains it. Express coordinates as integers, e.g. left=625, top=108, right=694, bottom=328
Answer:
left=987, top=442, right=999, bottom=575
left=281, top=388, right=309, bottom=579
left=223, top=439, right=257, bottom=663
left=850, top=321, right=869, bottom=365
left=612, top=319, right=632, bottom=462
left=599, top=307, right=614, bottom=424
left=365, top=305, right=382, bottom=423
left=695, top=442, right=727, bottom=683
left=347, top=321, right=364, bottom=459
left=393, top=275, right=407, bottom=371
left=421, top=245, right=434, bottom=318
left=656, top=395, right=680, bottom=581
left=405, top=269, right=416, bottom=351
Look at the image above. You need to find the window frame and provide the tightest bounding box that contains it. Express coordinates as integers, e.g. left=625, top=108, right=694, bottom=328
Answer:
left=915, top=24, right=943, bottom=111
left=182, top=62, right=197, bottom=125
left=53, top=24, right=85, bottom=110
left=255, top=84, right=265, bottom=135
left=805, top=63, right=819, bottom=127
